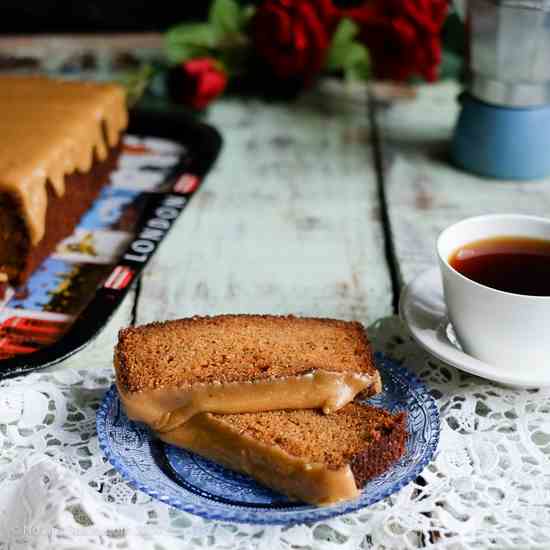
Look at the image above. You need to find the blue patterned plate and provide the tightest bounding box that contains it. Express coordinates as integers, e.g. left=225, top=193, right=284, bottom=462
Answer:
left=97, top=353, right=440, bottom=525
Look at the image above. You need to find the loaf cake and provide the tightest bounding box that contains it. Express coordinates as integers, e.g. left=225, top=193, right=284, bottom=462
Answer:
left=160, top=403, right=407, bottom=505
left=0, top=75, right=128, bottom=289
left=115, top=314, right=382, bottom=431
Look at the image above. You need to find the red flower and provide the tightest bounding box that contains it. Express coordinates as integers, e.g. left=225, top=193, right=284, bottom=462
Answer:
left=252, top=0, right=340, bottom=87
left=172, top=58, right=227, bottom=110
left=348, top=0, right=448, bottom=82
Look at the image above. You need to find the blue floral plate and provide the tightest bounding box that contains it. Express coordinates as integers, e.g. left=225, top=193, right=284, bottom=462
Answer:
left=97, top=353, right=439, bottom=525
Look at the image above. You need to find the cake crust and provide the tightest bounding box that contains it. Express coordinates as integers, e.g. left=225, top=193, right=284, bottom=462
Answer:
left=116, top=314, right=379, bottom=392
left=350, top=411, right=408, bottom=487
left=217, top=403, right=406, bottom=472
left=115, top=314, right=382, bottom=429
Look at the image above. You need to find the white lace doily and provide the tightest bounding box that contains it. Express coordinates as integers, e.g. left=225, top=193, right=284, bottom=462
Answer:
left=1, top=316, right=550, bottom=550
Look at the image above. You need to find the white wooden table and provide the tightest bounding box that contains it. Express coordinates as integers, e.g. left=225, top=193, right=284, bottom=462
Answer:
left=56, top=79, right=397, bottom=374
left=45, top=74, right=550, bottom=423
left=64, top=79, right=535, bottom=371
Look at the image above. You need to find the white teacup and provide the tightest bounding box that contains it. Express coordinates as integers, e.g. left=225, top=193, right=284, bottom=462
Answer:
left=437, top=214, right=550, bottom=371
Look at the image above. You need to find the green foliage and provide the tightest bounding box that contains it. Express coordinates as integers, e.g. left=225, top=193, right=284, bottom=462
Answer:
left=327, top=18, right=358, bottom=68
left=326, top=18, right=370, bottom=82
left=164, top=0, right=253, bottom=71
left=210, top=0, right=242, bottom=36
left=165, top=23, right=219, bottom=64
left=118, top=63, right=154, bottom=107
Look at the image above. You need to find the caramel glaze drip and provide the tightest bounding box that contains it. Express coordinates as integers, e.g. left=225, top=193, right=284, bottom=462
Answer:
left=116, top=368, right=380, bottom=433
left=159, top=413, right=360, bottom=506
left=0, top=75, right=128, bottom=245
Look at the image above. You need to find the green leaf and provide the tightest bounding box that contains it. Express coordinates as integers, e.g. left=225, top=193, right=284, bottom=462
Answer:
left=166, top=22, right=219, bottom=48
left=209, top=0, right=242, bottom=36
left=326, top=18, right=360, bottom=71
left=165, top=22, right=219, bottom=63
left=343, top=43, right=371, bottom=82
left=326, top=18, right=370, bottom=81
left=118, top=63, right=154, bottom=107
left=333, top=18, right=359, bottom=48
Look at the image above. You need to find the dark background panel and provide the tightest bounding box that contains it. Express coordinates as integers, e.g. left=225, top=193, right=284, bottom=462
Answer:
left=1, top=2, right=211, bottom=33
left=0, top=1, right=366, bottom=33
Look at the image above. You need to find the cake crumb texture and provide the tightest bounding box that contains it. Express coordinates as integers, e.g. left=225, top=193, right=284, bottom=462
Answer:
left=116, top=314, right=377, bottom=392
left=217, top=403, right=407, bottom=477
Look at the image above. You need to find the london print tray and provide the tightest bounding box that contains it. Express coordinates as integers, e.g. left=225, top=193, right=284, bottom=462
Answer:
left=0, top=110, right=222, bottom=380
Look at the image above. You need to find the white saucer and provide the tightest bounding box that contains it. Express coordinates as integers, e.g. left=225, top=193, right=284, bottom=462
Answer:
left=399, top=267, right=550, bottom=389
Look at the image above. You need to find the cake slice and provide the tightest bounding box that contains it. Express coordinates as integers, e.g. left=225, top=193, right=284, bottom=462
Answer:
left=159, top=403, right=407, bottom=505
left=115, top=315, right=382, bottom=431
left=0, top=75, right=127, bottom=289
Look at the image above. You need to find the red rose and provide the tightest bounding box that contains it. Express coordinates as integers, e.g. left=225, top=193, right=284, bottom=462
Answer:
left=171, top=58, right=227, bottom=110
left=348, top=0, right=448, bottom=82
left=252, top=0, right=340, bottom=87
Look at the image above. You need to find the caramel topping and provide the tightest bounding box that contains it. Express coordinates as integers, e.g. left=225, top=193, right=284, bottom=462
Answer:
left=0, top=75, right=128, bottom=245
left=117, top=369, right=378, bottom=432
left=158, top=412, right=360, bottom=506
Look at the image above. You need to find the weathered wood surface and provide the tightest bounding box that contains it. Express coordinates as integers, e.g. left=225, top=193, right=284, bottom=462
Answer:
left=37, top=84, right=395, bottom=377
left=0, top=33, right=162, bottom=56
left=135, top=82, right=393, bottom=327
left=377, top=80, right=550, bottom=286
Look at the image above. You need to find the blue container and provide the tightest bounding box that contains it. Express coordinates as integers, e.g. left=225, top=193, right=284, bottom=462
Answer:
left=452, top=93, right=550, bottom=180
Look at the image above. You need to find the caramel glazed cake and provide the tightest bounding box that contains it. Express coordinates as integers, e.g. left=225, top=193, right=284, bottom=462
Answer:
left=0, top=75, right=128, bottom=294
left=115, top=314, right=407, bottom=505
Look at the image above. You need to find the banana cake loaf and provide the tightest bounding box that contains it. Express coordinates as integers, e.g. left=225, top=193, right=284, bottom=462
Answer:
left=115, top=314, right=382, bottom=430
left=160, top=403, right=407, bottom=505
left=0, top=75, right=128, bottom=290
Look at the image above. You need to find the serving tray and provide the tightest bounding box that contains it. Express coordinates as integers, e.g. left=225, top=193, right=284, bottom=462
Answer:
left=0, top=109, right=222, bottom=380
